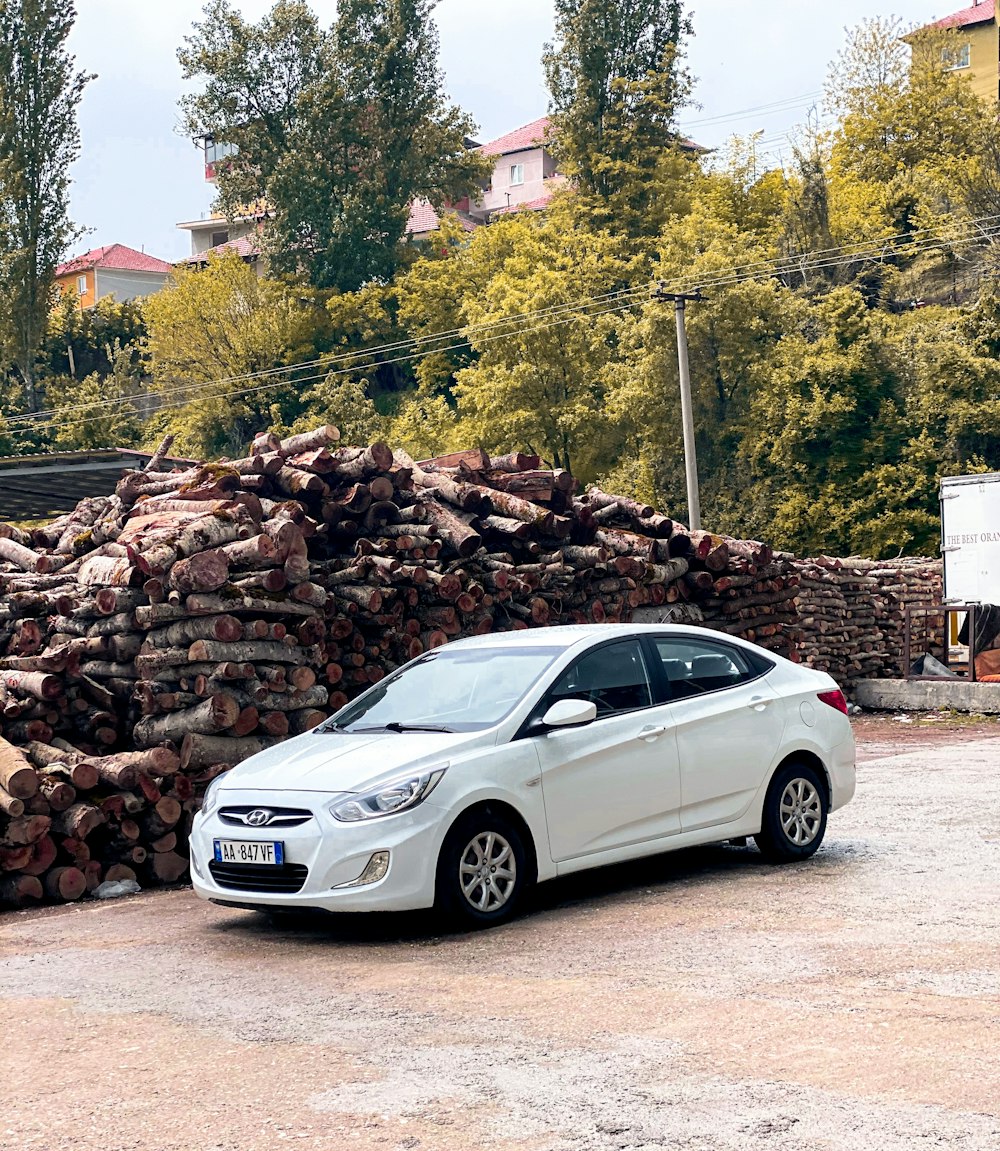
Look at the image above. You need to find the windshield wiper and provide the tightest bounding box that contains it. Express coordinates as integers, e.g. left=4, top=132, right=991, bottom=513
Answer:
left=349, top=722, right=455, bottom=734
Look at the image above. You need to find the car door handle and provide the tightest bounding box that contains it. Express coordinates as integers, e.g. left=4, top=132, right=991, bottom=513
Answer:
left=747, top=696, right=769, bottom=711
left=637, top=725, right=668, bottom=741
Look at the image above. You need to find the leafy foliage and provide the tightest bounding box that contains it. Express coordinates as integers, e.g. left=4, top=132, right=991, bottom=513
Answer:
left=0, top=0, right=90, bottom=411
left=179, top=0, right=488, bottom=291
left=142, top=253, right=326, bottom=456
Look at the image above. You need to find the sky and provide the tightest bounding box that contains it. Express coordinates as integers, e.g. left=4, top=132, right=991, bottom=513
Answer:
left=66, top=1, right=953, bottom=264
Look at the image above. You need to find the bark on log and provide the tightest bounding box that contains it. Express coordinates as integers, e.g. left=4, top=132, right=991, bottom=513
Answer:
left=133, top=695, right=240, bottom=747
left=0, top=738, right=39, bottom=799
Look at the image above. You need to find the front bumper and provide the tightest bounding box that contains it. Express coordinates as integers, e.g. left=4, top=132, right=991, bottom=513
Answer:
left=189, top=788, right=447, bottom=912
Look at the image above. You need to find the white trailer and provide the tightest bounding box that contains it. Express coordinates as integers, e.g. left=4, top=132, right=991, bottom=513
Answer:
left=939, top=472, right=1000, bottom=604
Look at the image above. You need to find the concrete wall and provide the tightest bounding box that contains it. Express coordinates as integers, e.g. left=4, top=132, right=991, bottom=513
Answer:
left=479, top=147, right=550, bottom=213
left=93, top=268, right=170, bottom=304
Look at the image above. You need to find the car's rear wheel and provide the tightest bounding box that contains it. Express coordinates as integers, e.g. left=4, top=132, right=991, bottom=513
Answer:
left=436, top=808, right=529, bottom=928
left=754, top=762, right=828, bottom=862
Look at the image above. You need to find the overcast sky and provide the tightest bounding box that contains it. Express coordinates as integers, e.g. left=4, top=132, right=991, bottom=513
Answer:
left=66, top=1, right=951, bottom=262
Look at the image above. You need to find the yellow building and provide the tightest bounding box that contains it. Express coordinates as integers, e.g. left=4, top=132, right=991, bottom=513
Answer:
left=55, top=244, right=172, bottom=310
left=924, top=0, right=999, bottom=103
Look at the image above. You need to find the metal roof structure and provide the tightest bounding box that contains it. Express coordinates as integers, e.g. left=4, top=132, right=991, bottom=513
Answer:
left=0, top=448, right=194, bottom=523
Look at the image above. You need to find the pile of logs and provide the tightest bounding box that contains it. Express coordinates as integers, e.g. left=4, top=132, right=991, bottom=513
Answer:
left=0, top=426, right=944, bottom=908
left=0, top=736, right=191, bottom=908
left=792, top=556, right=943, bottom=682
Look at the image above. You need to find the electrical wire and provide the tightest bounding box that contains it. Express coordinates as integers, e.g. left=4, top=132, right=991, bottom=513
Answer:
left=14, top=213, right=1000, bottom=438
left=18, top=296, right=648, bottom=438
left=6, top=282, right=653, bottom=430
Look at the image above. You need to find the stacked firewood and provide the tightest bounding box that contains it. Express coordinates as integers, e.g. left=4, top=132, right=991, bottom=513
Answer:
left=792, top=556, right=943, bottom=683
left=0, top=427, right=944, bottom=906
left=0, top=734, right=192, bottom=907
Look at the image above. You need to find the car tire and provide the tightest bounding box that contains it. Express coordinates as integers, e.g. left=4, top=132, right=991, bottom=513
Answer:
left=754, top=762, right=828, bottom=863
left=435, top=807, right=530, bottom=929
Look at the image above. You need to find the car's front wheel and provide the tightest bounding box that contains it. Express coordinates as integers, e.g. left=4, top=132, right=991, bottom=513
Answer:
left=754, top=762, right=828, bottom=862
left=436, top=808, right=530, bottom=928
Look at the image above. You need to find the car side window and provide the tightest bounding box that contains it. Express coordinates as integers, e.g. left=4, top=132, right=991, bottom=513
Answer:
left=651, top=638, right=760, bottom=700
left=547, top=640, right=653, bottom=719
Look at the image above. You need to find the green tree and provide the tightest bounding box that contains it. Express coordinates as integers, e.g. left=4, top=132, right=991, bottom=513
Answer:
left=143, top=252, right=325, bottom=456
left=447, top=203, right=635, bottom=473
left=42, top=340, right=143, bottom=450
left=543, top=0, right=692, bottom=234
left=0, top=0, right=91, bottom=411
left=179, top=0, right=486, bottom=292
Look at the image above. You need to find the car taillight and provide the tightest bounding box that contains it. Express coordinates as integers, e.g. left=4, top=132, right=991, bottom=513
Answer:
left=817, top=689, right=848, bottom=715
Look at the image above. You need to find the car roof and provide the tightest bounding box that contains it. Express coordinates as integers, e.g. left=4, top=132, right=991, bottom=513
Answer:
left=444, top=623, right=757, bottom=654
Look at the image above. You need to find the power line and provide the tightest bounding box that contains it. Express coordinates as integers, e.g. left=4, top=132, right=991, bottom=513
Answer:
left=21, top=296, right=647, bottom=438
left=16, top=213, right=1000, bottom=438
left=7, top=283, right=652, bottom=430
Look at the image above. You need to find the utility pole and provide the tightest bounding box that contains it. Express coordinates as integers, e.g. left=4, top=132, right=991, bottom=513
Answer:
left=653, top=284, right=705, bottom=530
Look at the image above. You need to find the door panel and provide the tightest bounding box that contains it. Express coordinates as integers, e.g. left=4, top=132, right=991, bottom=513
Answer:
left=531, top=637, right=682, bottom=862
left=671, top=681, right=785, bottom=830
left=643, top=634, right=786, bottom=832
left=535, top=709, right=681, bottom=861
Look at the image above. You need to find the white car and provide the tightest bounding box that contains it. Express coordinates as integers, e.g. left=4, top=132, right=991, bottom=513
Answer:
left=190, top=624, right=856, bottom=927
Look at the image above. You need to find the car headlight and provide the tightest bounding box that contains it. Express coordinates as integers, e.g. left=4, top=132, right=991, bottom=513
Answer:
left=199, top=775, right=225, bottom=818
left=330, top=765, right=448, bottom=822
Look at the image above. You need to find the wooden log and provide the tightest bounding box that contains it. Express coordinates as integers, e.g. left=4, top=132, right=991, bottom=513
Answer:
left=0, top=874, right=44, bottom=906
left=1, top=814, right=51, bottom=846
left=145, top=614, right=244, bottom=649
left=278, top=424, right=341, bottom=455
left=53, top=803, right=105, bottom=840
left=2, top=670, right=63, bottom=700
left=0, top=784, right=25, bottom=817
left=151, top=851, right=189, bottom=884
left=167, top=550, right=231, bottom=594
left=180, top=732, right=283, bottom=770
left=44, top=866, right=87, bottom=902
left=20, top=834, right=58, bottom=876
left=36, top=776, right=76, bottom=812
left=0, top=738, right=39, bottom=799
left=133, top=694, right=240, bottom=747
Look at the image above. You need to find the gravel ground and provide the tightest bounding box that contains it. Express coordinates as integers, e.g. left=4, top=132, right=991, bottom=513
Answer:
left=2, top=720, right=999, bottom=1151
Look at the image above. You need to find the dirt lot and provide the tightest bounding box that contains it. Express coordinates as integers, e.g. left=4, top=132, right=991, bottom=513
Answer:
left=2, top=717, right=999, bottom=1151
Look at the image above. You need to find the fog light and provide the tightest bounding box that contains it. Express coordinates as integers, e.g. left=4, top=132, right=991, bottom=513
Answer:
left=335, top=851, right=390, bottom=889
left=190, top=852, right=204, bottom=880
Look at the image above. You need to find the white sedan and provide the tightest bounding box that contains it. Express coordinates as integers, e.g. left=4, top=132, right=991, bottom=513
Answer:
left=190, top=624, right=856, bottom=927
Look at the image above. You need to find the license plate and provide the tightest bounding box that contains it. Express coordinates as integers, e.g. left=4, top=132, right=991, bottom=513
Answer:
left=213, top=839, right=284, bottom=866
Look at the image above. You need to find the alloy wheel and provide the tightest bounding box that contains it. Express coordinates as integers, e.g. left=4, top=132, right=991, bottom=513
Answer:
left=779, top=777, right=823, bottom=846
left=459, top=831, right=517, bottom=913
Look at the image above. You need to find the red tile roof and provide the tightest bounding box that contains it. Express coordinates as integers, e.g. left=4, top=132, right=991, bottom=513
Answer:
left=932, top=0, right=995, bottom=29
left=478, top=117, right=550, bottom=158
left=180, top=235, right=261, bottom=265
left=56, top=244, right=172, bottom=277
left=404, top=199, right=479, bottom=237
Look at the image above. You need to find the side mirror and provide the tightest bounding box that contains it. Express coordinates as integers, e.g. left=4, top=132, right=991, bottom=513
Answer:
left=541, top=698, right=597, bottom=729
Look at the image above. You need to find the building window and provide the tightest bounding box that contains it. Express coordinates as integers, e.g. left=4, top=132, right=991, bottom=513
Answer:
left=942, top=43, right=971, bottom=70
left=77, top=275, right=87, bottom=296
left=210, top=230, right=230, bottom=248
left=510, top=163, right=524, bottom=186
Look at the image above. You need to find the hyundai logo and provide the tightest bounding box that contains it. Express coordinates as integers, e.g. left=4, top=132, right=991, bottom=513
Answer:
left=245, top=809, right=273, bottom=827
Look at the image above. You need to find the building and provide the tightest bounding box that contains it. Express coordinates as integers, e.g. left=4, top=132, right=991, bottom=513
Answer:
left=470, top=117, right=566, bottom=221
left=55, top=244, right=173, bottom=309
left=919, top=0, right=999, bottom=103
left=178, top=117, right=700, bottom=256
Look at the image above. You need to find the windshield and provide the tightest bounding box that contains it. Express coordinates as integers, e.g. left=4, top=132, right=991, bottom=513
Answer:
left=326, top=645, right=563, bottom=733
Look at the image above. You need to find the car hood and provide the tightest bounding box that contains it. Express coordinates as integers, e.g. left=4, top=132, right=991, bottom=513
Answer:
left=218, top=729, right=492, bottom=794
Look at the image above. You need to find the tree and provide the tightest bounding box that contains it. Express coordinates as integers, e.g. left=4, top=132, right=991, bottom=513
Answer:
left=543, top=0, right=692, bottom=233
left=143, top=253, right=325, bottom=456
left=42, top=340, right=143, bottom=451
left=0, top=0, right=90, bottom=411
left=447, top=203, right=635, bottom=474
left=179, top=0, right=487, bottom=292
